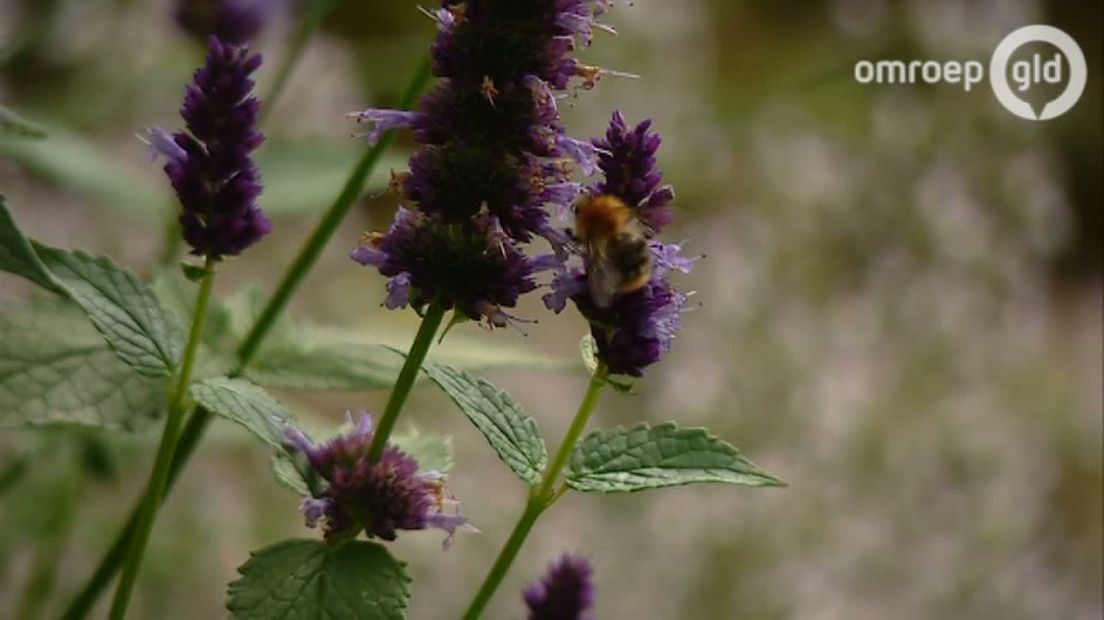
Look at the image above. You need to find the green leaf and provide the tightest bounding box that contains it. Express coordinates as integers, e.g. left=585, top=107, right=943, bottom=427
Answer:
left=0, top=301, right=165, bottom=431
left=0, top=196, right=62, bottom=294
left=189, top=377, right=296, bottom=449
left=391, top=427, right=454, bottom=473
left=0, top=198, right=185, bottom=377
left=579, top=334, right=634, bottom=393
left=271, top=453, right=310, bottom=496
left=227, top=539, right=411, bottom=620
left=180, top=261, right=207, bottom=283
left=36, top=246, right=184, bottom=377
left=420, top=361, right=545, bottom=485
left=567, top=422, right=785, bottom=493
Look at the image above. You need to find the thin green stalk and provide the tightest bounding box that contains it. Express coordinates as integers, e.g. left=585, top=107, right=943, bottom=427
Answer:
left=61, top=59, right=433, bottom=619
left=365, top=304, right=446, bottom=461
left=462, top=364, right=609, bottom=619
left=108, top=257, right=217, bottom=619
left=258, top=0, right=340, bottom=125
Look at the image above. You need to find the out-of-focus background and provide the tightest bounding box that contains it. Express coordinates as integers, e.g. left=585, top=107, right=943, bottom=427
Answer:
left=1, top=0, right=1101, bottom=618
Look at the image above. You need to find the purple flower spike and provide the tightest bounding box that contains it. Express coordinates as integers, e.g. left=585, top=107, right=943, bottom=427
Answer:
left=353, top=1, right=620, bottom=316
left=592, top=110, right=673, bottom=232
left=149, top=36, right=269, bottom=259
left=554, top=112, right=694, bottom=376
left=284, top=412, right=472, bottom=546
left=523, top=554, right=596, bottom=620
left=175, top=0, right=269, bottom=46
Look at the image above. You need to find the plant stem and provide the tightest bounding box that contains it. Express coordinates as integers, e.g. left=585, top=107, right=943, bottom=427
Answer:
left=258, top=0, right=339, bottom=125
left=107, top=256, right=216, bottom=620
left=365, top=304, right=446, bottom=461
left=462, top=364, right=608, bottom=620
left=61, top=59, right=433, bottom=619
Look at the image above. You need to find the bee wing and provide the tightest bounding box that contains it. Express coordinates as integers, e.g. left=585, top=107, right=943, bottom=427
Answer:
left=587, top=255, right=622, bottom=308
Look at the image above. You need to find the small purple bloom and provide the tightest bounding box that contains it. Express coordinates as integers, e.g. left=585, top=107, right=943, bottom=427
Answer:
left=523, top=554, right=596, bottom=620
left=347, top=108, right=422, bottom=145
left=285, top=412, right=471, bottom=547
left=148, top=36, right=270, bottom=259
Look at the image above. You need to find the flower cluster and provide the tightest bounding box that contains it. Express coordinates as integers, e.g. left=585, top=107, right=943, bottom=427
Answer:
left=285, top=412, right=470, bottom=547
left=351, top=1, right=618, bottom=327
left=523, top=554, right=596, bottom=620
left=144, top=36, right=270, bottom=259
left=175, top=0, right=269, bottom=45
left=545, top=111, right=695, bottom=376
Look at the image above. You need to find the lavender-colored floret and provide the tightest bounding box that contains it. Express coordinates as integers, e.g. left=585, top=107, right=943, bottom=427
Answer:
left=523, top=554, right=596, bottom=620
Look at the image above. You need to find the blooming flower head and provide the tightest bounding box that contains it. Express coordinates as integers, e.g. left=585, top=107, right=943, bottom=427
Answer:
left=544, top=112, right=696, bottom=376
left=175, top=0, right=269, bottom=45
left=144, top=36, right=270, bottom=258
left=284, top=412, right=470, bottom=547
left=349, top=2, right=627, bottom=323
left=352, top=209, right=559, bottom=327
left=523, top=554, right=596, bottom=620
left=591, top=110, right=675, bottom=231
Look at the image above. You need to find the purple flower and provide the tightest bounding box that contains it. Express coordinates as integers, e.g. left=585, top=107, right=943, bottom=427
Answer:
left=352, top=209, right=557, bottom=328
left=523, top=554, right=596, bottom=620
left=545, top=113, right=695, bottom=376
left=145, top=36, right=270, bottom=258
left=592, top=110, right=674, bottom=232
left=285, top=412, right=471, bottom=547
left=175, top=0, right=269, bottom=45
left=349, top=0, right=615, bottom=260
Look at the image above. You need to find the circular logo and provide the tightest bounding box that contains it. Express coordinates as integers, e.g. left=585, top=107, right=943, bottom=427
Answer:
left=990, top=25, right=1087, bottom=120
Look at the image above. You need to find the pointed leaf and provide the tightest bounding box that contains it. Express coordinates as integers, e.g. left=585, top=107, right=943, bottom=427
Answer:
left=420, top=361, right=545, bottom=485
left=0, top=198, right=185, bottom=377
left=567, top=422, right=785, bottom=493
left=0, top=301, right=165, bottom=431
left=190, top=377, right=296, bottom=449
left=227, top=539, right=411, bottom=620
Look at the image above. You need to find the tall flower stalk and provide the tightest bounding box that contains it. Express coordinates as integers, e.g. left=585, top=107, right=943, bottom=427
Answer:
left=346, top=0, right=616, bottom=453
left=111, top=36, right=270, bottom=619
left=60, top=58, right=433, bottom=620
left=465, top=112, right=694, bottom=617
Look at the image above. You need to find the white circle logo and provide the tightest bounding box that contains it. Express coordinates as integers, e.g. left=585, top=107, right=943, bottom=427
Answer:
left=990, top=24, right=1088, bottom=120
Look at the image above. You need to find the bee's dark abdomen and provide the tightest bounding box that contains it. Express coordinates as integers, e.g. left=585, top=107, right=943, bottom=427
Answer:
left=610, top=234, right=651, bottom=281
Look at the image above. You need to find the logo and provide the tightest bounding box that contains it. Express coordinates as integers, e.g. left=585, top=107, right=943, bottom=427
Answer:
left=989, top=25, right=1087, bottom=120
left=853, top=24, right=1087, bottom=120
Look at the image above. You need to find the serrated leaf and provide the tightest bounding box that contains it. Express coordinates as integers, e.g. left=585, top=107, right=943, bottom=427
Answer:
left=271, top=453, right=310, bottom=496
left=0, top=301, right=165, bottom=431
left=190, top=377, right=296, bottom=449
left=36, top=246, right=184, bottom=377
left=227, top=539, right=411, bottom=620
left=420, top=361, right=545, bottom=485
left=567, top=422, right=785, bottom=493
left=391, top=427, right=454, bottom=473
left=0, top=198, right=185, bottom=377
left=0, top=196, right=62, bottom=294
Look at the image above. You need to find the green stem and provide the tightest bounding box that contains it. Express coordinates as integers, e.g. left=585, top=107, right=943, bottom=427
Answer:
left=107, top=257, right=216, bottom=620
left=366, top=304, right=446, bottom=461
left=61, top=59, right=433, bottom=619
left=462, top=364, right=608, bottom=619
left=258, top=0, right=340, bottom=125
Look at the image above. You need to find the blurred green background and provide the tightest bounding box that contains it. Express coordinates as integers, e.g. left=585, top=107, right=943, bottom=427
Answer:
left=1, top=0, right=1101, bottom=618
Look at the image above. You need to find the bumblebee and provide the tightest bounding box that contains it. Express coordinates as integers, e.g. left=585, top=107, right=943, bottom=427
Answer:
left=573, top=194, right=652, bottom=308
